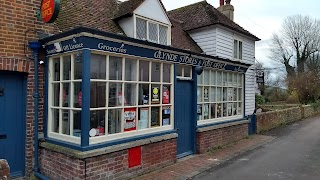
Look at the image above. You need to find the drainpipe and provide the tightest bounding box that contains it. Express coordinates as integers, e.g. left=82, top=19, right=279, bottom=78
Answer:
left=28, top=42, right=50, bottom=180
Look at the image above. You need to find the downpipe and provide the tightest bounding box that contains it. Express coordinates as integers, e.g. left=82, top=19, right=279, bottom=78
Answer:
left=29, top=42, right=50, bottom=180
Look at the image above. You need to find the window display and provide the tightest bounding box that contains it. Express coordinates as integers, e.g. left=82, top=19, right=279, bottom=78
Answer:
left=48, top=53, right=173, bottom=144
left=197, top=70, right=243, bottom=123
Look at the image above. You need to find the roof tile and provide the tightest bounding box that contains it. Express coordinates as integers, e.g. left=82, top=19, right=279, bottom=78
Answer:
left=168, top=1, right=260, bottom=40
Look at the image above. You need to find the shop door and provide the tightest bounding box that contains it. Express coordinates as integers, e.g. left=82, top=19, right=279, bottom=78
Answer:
left=0, top=71, right=26, bottom=177
left=175, top=80, right=195, bottom=158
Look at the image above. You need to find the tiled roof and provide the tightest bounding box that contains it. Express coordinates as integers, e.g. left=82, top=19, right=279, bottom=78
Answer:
left=170, top=18, right=203, bottom=53
left=168, top=1, right=260, bottom=41
left=113, top=0, right=145, bottom=20
left=51, top=0, right=257, bottom=53
left=54, top=0, right=124, bottom=34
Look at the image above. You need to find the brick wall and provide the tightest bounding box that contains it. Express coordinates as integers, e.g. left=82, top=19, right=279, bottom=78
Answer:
left=0, top=0, right=57, bottom=177
left=196, top=123, right=248, bottom=154
left=0, top=160, right=10, bottom=180
left=39, top=139, right=177, bottom=180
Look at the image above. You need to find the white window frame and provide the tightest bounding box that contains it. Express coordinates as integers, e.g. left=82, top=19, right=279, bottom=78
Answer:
left=233, top=39, right=243, bottom=60
left=47, top=52, right=174, bottom=145
left=197, top=69, right=244, bottom=125
left=48, top=52, right=81, bottom=144
left=134, top=15, right=171, bottom=45
left=176, top=64, right=193, bottom=80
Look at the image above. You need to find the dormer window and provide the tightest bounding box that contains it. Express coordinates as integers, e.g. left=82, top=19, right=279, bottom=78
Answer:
left=233, top=39, right=243, bottom=60
left=136, top=17, right=168, bottom=45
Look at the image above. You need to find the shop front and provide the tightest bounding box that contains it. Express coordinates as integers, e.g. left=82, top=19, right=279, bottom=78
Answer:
left=37, top=27, right=249, bottom=179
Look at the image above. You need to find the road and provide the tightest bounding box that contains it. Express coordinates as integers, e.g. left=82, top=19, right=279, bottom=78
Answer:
left=192, top=116, right=320, bottom=180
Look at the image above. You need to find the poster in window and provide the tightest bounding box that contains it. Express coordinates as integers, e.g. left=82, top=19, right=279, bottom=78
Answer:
left=204, top=88, right=209, bottom=101
left=152, top=87, right=160, bottom=103
left=139, top=108, right=148, bottom=130
left=151, top=107, right=160, bottom=127
left=203, top=104, right=209, bottom=118
left=228, top=103, right=233, bottom=116
left=162, top=86, right=170, bottom=104
left=217, top=103, right=222, bottom=117
left=162, top=106, right=171, bottom=126
left=197, top=104, right=202, bottom=115
left=227, top=88, right=233, bottom=101
left=124, top=108, right=136, bottom=132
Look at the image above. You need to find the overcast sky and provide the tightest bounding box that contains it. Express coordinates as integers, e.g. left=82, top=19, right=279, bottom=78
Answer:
left=120, top=0, right=320, bottom=71
left=161, top=0, right=320, bottom=69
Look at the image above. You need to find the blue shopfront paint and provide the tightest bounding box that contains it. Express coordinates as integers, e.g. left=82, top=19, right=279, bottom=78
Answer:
left=41, top=27, right=251, bottom=152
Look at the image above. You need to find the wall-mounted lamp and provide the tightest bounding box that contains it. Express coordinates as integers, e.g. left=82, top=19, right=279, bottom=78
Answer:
left=195, top=66, right=204, bottom=75
left=39, top=59, right=45, bottom=65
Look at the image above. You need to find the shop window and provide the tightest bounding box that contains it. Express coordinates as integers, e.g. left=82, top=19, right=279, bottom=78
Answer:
left=197, top=70, right=243, bottom=124
left=49, top=54, right=83, bottom=140
left=48, top=53, right=173, bottom=144
left=176, top=65, right=192, bottom=79
left=136, top=17, right=169, bottom=45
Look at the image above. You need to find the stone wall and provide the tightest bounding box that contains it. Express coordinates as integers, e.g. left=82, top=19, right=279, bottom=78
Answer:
left=256, top=105, right=320, bottom=133
left=196, top=121, right=249, bottom=154
left=39, top=138, right=177, bottom=180
left=0, top=160, right=10, bottom=180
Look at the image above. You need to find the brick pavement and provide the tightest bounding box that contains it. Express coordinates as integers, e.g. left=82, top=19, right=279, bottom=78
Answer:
left=132, top=135, right=275, bottom=180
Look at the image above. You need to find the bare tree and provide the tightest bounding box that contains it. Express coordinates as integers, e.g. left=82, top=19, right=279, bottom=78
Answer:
left=269, top=15, right=320, bottom=103
left=270, top=15, right=320, bottom=76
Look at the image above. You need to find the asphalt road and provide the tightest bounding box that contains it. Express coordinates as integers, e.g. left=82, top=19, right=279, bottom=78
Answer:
left=192, top=116, right=320, bottom=180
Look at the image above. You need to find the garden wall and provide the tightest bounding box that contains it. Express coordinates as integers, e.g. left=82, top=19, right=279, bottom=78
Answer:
left=256, top=105, right=319, bottom=133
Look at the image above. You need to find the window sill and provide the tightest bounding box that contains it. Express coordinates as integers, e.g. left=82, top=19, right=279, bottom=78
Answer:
left=197, top=118, right=249, bottom=133
left=40, top=132, right=178, bottom=159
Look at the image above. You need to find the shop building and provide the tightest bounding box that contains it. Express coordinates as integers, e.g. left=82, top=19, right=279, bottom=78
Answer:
left=0, top=0, right=259, bottom=179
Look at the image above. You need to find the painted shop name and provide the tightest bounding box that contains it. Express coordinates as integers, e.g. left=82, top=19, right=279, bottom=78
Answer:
left=63, top=43, right=83, bottom=51
left=98, top=43, right=127, bottom=53
left=153, top=50, right=227, bottom=69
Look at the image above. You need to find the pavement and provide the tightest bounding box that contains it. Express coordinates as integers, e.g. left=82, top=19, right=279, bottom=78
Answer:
left=133, top=134, right=275, bottom=180
left=192, top=116, right=320, bottom=180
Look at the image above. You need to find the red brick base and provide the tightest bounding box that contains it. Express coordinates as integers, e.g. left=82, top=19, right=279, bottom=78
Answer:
left=39, top=139, right=177, bottom=180
left=196, top=123, right=248, bottom=154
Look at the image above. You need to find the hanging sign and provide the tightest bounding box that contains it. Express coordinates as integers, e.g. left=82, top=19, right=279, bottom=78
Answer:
left=124, top=108, right=136, bottom=132
left=41, top=0, right=61, bottom=23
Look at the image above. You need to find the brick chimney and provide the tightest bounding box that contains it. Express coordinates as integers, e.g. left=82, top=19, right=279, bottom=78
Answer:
left=218, top=0, right=234, bottom=21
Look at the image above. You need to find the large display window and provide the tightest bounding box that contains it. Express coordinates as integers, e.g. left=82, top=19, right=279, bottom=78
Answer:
left=197, top=69, right=243, bottom=125
left=48, top=52, right=174, bottom=144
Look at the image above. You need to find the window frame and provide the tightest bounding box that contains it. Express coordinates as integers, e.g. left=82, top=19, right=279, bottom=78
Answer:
left=197, top=69, right=244, bottom=125
left=233, top=39, right=243, bottom=60
left=47, top=51, right=175, bottom=145
left=134, top=15, right=170, bottom=45
left=176, top=64, right=193, bottom=80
